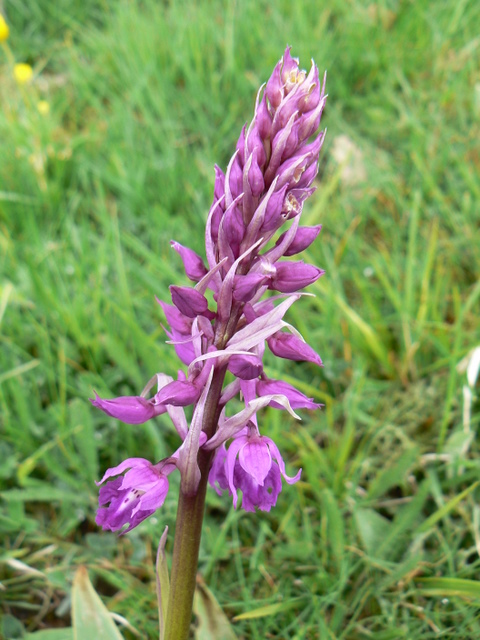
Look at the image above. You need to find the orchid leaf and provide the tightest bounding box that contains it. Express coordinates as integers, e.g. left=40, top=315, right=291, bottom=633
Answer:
left=156, top=527, right=170, bottom=640
left=72, top=566, right=124, bottom=640
left=193, top=578, right=237, bottom=640
left=26, top=631, right=73, bottom=640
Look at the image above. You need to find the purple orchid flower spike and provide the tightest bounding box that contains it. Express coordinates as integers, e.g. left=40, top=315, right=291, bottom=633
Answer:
left=92, top=46, right=326, bottom=526
left=91, top=46, right=328, bottom=640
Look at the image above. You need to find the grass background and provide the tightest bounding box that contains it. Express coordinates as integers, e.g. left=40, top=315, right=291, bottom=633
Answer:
left=1, top=0, right=480, bottom=637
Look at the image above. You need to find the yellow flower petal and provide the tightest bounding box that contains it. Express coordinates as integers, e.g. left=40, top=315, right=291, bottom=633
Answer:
left=14, top=63, right=33, bottom=85
left=37, top=100, right=50, bottom=115
left=0, top=14, right=9, bottom=42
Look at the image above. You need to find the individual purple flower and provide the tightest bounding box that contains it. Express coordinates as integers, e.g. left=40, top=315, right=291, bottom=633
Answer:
left=256, top=378, right=322, bottom=410
left=269, top=261, right=324, bottom=293
left=232, top=273, right=269, bottom=302
left=209, top=427, right=301, bottom=511
left=233, top=464, right=283, bottom=512
left=90, top=392, right=167, bottom=424
left=170, top=241, right=208, bottom=282
left=256, top=183, right=289, bottom=233
left=170, top=285, right=212, bottom=319
left=267, top=331, right=323, bottom=366
left=227, top=353, right=263, bottom=380
left=155, top=376, right=204, bottom=407
left=157, top=300, right=193, bottom=334
left=96, top=457, right=176, bottom=534
left=275, top=224, right=322, bottom=256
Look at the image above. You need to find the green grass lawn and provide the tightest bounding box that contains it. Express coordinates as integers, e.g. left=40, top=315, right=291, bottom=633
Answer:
left=1, top=0, right=480, bottom=638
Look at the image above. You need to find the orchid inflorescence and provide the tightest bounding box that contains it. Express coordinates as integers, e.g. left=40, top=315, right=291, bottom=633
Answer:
left=92, top=47, right=327, bottom=534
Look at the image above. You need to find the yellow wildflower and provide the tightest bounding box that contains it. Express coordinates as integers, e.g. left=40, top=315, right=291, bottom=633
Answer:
left=14, top=63, right=33, bottom=85
left=37, top=100, right=50, bottom=115
left=0, top=14, right=9, bottom=42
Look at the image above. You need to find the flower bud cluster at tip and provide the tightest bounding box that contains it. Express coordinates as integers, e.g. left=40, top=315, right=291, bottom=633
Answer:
left=92, top=47, right=327, bottom=531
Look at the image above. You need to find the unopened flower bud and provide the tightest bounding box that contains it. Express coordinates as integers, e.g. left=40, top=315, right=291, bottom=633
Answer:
left=233, top=273, right=268, bottom=302
left=277, top=224, right=322, bottom=256
left=269, top=261, right=324, bottom=293
left=155, top=380, right=201, bottom=407
left=256, top=94, right=273, bottom=140
left=90, top=392, right=166, bottom=424
left=259, top=184, right=289, bottom=232
left=265, top=59, right=283, bottom=108
left=170, top=285, right=211, bottom=318
left=267, top=331, right=323, bottom=366
left=246, top=150, right=265, bottom=197
left=171, top=242, right=208, bottom=282
left=228, top=353, right=263, bottom=380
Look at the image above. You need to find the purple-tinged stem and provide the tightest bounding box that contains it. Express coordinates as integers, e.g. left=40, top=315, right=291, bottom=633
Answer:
left=165, top=301, right=247, bottom=638
left=163, top=451, right=213, bottom=640
left=164, top=363, right=228, bottom=640
left=164, top=254, right=254, bottom=637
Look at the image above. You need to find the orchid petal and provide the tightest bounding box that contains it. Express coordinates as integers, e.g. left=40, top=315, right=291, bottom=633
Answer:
left=90, top=393, right=166, bottom=425
left=264, top=437, right=302, bottom=484
left=226, top=294, right=300, bottom=352
left=238, top=438, right=272, bottom=485
left=178, top=366, right=214, bottom=496
left=170, top=241, right=208, bottom=282
left=204, top=394, right=300, bottom=451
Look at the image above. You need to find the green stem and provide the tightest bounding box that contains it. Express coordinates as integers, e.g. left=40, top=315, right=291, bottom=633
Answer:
left=164, top=299, right=246, bottom=639
left=164, top=365, right=228, bottom=640
left=163, top=450, right=213, bottom=640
